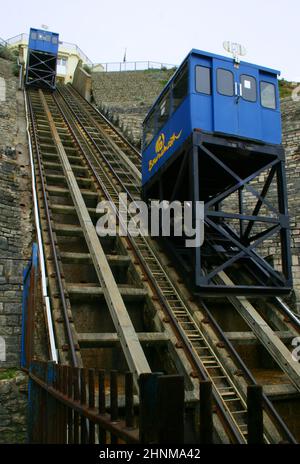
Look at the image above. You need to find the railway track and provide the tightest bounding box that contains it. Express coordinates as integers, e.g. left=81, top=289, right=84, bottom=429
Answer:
left=26, top=85, right=300, bottom=444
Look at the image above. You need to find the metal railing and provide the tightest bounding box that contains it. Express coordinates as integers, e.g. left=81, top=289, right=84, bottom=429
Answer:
left=5, top=33, right=93, bottom=65
left=92, top=61, right=177, bottom=72
left=57, top=41, right=93, bottom=65
left=0, top=37, right=8, bottom=47
left=6, top=33, right=28, bottom=45
left=28, top=360, right=186, bottom=444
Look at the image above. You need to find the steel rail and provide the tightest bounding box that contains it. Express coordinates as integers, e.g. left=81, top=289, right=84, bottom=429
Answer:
left=27, top=89, right=79, bottom=368
left=199, top=298, right=298, bottom=444
left=24, top=90, right=58, bottom=364
left=66, top=84, right=141, bottom=161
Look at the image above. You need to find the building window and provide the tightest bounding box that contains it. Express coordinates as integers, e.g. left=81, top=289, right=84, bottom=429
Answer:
left=195, top=66, right=211, bottom=94
left=57, top=58, right=67, bottom=66
left=217, top=69, right=234, bottom=96
left=57, top=57, right=67, bottom=76
left=260, top=81, right=276, bottom=109
left=240, top=75, right=257, bottom=102
left=173, top=63, right=188, bottom=113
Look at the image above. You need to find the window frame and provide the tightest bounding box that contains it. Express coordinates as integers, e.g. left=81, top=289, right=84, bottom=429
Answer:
left=260, top=81, right=277, bottom=110
left=216, top=68, right=235, bottom=97
left=156, top=89, right=171, bottom=134
left=172, top=62, right=189, bottom=115
left=240, top=74, right=257, bottom=103
left=143, top=109, right=156, bottom=150
left=195, top=65, right=211, bottom=95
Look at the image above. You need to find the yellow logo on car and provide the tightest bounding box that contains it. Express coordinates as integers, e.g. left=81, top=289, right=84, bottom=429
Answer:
left=149, top=130, right=182, bottom=172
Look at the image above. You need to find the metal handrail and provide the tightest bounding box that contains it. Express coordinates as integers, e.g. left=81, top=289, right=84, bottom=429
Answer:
left=5, top=33, right=93, bottom=65
left=0, top=37, right=8, bottom=47
left=93, top=61, right=177, bottom=72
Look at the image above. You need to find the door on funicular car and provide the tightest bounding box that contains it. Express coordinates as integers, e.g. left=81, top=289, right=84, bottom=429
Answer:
left=212, top=58, right=262, bottom=141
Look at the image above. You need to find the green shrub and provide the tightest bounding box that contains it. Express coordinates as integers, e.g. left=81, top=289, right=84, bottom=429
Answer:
left=83, top=64, right=91, bottom=74
left=0, top=369, right=19, bottom=380
left=12, top=62, right=19, bottom=77
left=0, top=45, right=15, bottom=61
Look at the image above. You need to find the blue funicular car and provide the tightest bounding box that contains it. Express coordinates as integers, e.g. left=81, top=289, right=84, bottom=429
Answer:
left=141, top=46, right=292, bottom=295
left=26, top=28, right=59, bottom=90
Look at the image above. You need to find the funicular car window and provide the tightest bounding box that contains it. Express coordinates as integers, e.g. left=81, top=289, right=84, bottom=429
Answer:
left=144, top=111, right=156, bottom=148
left=173, top=64, right=188, bottom=112
left=31, top=32, right=37, bottom=40
left=157, top=91, right=170, bottom=133
left=52, top=36, right=58, bottom=44
left=241, top=75, right=257, bottom=102
left=260, top=81, right=276, bottom=109
left=45, top=35, right=51, bottom=42
left=217, top=69, right=234, bottom=96
left=195, top=66, right=211, bottom=94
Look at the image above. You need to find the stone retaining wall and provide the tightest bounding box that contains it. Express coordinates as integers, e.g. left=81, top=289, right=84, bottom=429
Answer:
left=92, top=69, right=175, bottom=147
left=0, top=57, right=32, bottom=443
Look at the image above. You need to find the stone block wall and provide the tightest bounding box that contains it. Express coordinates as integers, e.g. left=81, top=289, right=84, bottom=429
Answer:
left=0, top=56, right=33, bottom=443
left=92, top=69, right=175, bottom=147
left=281, top=97, right=300, bottom=310
left=0, top=371, right=27, bottom=443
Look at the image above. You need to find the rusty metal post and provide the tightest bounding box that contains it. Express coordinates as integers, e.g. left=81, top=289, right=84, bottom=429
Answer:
left=98, top=370, right=106, bottom=444
left=88, top=369, right=96, bottom=444
left=157, top=375, right=184, bottom=444
left=139, top=373, right=160, bottom=443
left=73, top=367, right=80, bottom=444
left=199, top=380, right=213, bottom=444
left=67, top=366, right=74, bottom=444
left=247, top=385, right=264, bottom=444
left=28, top=361, right=45, bottom=443
left=46, top=361, right=57, bottom=443
left=80, top=368, right=87, bottom=443
left=110, top=370, right=119, bottom=444
left=125, top=372, right=134, bottom=430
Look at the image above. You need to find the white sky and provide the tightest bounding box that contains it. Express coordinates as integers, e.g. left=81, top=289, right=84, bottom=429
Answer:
left=2, top=0, right=300, bottom=81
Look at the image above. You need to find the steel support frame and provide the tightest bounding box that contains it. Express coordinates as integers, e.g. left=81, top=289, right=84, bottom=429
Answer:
left=143, top=130, right=292, bottom=295
left=26, top=51, right=57, bottom=90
